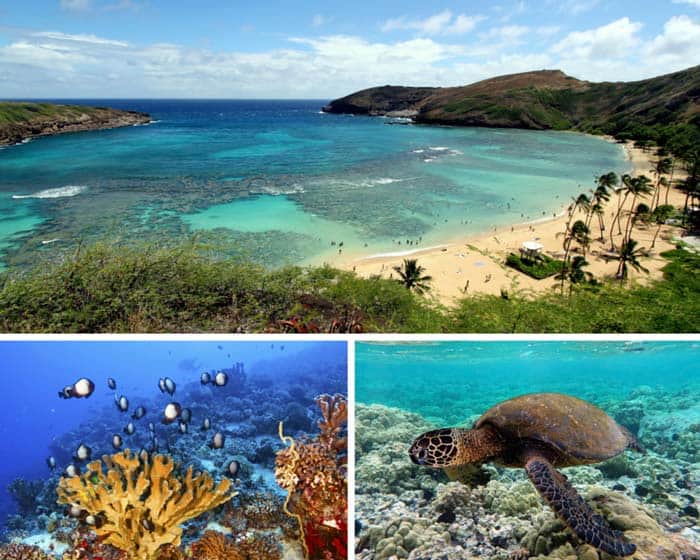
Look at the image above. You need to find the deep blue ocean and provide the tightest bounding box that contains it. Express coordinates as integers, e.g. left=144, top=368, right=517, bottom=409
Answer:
left=0, top=99, right=627, bottom=269
left=0, top=340, right=347, bottom=533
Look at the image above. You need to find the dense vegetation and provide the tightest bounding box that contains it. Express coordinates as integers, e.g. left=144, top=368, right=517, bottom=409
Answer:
left=506, top=253, right=563, bottom=280
left=0, top=242, right=697, bottom=333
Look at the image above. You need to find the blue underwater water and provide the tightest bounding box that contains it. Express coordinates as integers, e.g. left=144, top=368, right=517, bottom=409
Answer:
left=0, top=99, right=626, bottom=269
left=354, top=341, right=700, bottom=558
left=356, top=340, right=700, bottom=425
left=0, top=340, right=347, bottom=538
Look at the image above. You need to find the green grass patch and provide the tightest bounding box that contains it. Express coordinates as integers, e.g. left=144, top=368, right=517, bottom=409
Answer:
left=506, top=253, right=563, bottom=279
left=0, top=241, right=697, bottom=333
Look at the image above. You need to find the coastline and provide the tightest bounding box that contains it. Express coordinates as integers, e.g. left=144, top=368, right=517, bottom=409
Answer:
left=0, top=103, right=151, bottom=147
left=333, top=138, right=687, bottom=305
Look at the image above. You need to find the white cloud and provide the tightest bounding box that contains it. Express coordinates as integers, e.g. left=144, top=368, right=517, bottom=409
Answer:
left=672, top=0, right=700, bottom=6
left=381, top=10, right=485, bottom=36
left=1, top=15, right=698, bottom=99
left=643, top=15, right=700, bottom=72
left=33, top=31, right=129, bottom=47
left=60, top=0, right=91, bottom=11
left=552, top=17, right=642, bottom=59
left=555, top=0, right=600, bottom=15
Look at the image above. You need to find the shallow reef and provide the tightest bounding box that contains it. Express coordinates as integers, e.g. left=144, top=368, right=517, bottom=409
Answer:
left=2, top=356, right=347, bottom=560
left=355, top=397, right=700, bottom=560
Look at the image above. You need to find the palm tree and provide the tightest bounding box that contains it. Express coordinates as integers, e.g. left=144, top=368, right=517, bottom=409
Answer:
left=650, top=204, right=675, bottom=249
left=587, top=173, right=615, bottom=235
left=555, top=255, right=593, bottom=295
left=610, top=173, right=633, bottom=247
left=393, top=259, right=432, bottom=294
left=616, top=239, right=649, bottom=281
left=650, top=156, right=672, bottom=211
left=622, top=175, right=654, bottom=242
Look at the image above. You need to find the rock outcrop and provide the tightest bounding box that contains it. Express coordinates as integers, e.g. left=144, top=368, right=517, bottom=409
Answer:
left=0, top=102, right=151, bottom=146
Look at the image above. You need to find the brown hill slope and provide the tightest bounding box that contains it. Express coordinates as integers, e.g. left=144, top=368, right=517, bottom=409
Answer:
left=323, top=66, right=700, bottom=133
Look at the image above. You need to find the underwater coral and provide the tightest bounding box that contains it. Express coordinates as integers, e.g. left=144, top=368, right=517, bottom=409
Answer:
left=276, top=394, right=348, bottom=560
left=355, top=397, right=700, bottom=560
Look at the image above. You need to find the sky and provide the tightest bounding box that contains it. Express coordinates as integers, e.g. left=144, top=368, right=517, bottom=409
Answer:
left=0, top=1, right=699, bottom=98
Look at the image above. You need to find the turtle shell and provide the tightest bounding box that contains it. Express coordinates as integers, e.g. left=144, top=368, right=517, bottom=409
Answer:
left=475, top=393, right=632, bottom=465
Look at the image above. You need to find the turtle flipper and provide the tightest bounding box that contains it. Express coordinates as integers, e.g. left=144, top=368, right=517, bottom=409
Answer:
left=525, top=456, right=636, bottom=557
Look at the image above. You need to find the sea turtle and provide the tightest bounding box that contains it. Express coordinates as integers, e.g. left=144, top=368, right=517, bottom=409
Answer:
left=408, top=393, right=644, bottom=557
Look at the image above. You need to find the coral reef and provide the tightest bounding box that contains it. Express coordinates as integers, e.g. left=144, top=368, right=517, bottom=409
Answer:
left=190, top=529, right=281, bottom=560
left=56, top=450, right=235, bottom=560
left=355, top=402, right=700, bottom=560
left=0, top=543, right=52, bottom=560
left=276, top=394, right=348, bottom=560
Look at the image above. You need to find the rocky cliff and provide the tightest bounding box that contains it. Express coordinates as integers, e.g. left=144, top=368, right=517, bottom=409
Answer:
left=0, top=102, right=151, bottom=146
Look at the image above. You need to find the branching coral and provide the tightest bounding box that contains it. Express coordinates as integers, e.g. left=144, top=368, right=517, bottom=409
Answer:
left=190, top=530, right=281, bottom=560
left=275, top=393, right=348, bottom=560
left=56, top=450, right=235, bottom=560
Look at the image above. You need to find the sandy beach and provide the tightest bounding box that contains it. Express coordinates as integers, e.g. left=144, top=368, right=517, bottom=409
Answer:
left=336, top=139, right=688, bottom=305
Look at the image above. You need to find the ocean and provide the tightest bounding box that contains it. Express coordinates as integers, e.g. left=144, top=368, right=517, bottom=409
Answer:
left=0, top=100, right=626, bottom=270
left=355, top=341, right=700, bottom=559
left=0, top=340, right=347, bottom=558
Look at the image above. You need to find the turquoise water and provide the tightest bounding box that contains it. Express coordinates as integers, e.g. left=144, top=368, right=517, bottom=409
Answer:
left=356, top=341, right=700, bottom=426
left=0, top=100, right=627, bottom=269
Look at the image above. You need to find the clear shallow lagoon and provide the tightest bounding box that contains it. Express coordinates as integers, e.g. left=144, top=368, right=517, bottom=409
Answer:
left=356, top=341, right=700, bottom=424
left=0, top=100, right=626, bottom=269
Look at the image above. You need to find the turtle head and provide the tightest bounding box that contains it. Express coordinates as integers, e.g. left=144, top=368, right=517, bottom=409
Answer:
left=409, top=429, right=460, bottom=467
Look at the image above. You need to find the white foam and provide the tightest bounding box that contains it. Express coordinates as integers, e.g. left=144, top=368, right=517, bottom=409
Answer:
left=412, top=149, right=425, bottom=154
left=372, top=178, right=400, bottom=185
left=41, top=238, right=60, bottom=245
left=13, top=185, right=87, bottom=199
left=429, top=146, right=450, bottom=151
left=254, top=184, right=306, bottom=196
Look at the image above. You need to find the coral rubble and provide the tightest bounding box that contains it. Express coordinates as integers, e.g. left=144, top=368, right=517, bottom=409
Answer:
left=276, top=394, right=348, bottom=560
left=56, top=450, right=235, bottom=560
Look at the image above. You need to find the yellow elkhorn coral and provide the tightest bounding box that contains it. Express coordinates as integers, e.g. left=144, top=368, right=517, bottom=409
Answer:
left=56, top=450, right=235, bottom=560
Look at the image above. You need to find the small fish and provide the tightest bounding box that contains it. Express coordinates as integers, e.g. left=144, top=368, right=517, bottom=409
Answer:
left=115, top=395, right=129, bottom=412
left=64, top=464, right=78, bottom=477
left=112, top=434, right=123, bottom=449
left=148, top=422, right=156, bottom=433
left=124, top=422, right=135, bottom=436
left=178, top=420, right=188, bottom=434
left=226, top=459, right=239, bottom=477
left=181, top=408, right=192, bottom=423
left=209, top=431, right=225, bottom=449
left=214, top=371, right=228, bottom=387
left=46, top=456, right=56, bottom=470
left=217, top=345, right=223, bottom=350
left=66, top=504, right=82, bottom=518
left=150, top=436, right=159, bottom=452
left=141, top=518, right=154, bottom=531
left=200, top=372, right=211, bottom=385
left=74, top=443, right=91, bottom=462
left=280, top=345, right=285, bottom=351
left=132, top=406, right=146, bottom=420
left=164, top=377, right=176, bottom=396
left=158, top=378, right=166, bottom=393
left=107, top=377, right=117, bottom=390
left=71, top=378, right=95, bottom=398
left=162, top=402, right=181, bottom=424
left=201, top=417, right=211, bottom=431
left=58, top=385, right=73, bottom=399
